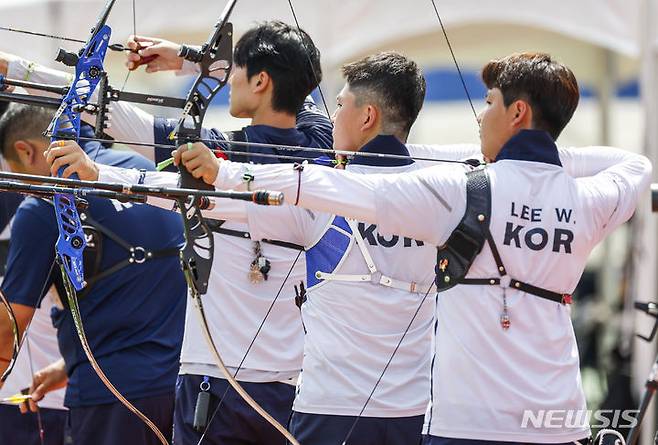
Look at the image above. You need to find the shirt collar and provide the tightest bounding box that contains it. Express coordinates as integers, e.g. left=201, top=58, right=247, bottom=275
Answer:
left=495, top=129, right=562, bottom=167
left=350, top=135, right=414, bottom=167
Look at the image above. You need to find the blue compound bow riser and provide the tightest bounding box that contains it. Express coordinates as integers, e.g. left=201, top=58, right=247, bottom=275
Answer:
left=46, top=1, right=115, bottom=291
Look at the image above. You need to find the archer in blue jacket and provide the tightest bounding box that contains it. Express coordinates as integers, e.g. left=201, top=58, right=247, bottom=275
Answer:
left=0, top=104, right=186, bottom=445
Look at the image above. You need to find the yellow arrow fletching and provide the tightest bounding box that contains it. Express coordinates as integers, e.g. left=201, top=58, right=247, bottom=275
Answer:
left=1, top=393, right=31, bottom=404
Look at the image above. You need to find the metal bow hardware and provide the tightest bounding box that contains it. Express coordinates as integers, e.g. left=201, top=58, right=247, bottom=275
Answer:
left=46, top=0, right=116, bottom=291
left=165, top=1, right=303, bottom=443
left=171, top=0, right=236, bottom=296
left=41, top=1, right=170, bottom=444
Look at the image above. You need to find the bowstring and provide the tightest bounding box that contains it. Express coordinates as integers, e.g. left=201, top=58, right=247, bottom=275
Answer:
left=1, top=257, right=56, bottom=445
left=286, top=0, right=332, bottom=119
left=25, top=335, right=45, bottom=445
left=196, top=249, right=304, bottom=444
left=340, top=282, right=436, bottom=444
left=430, top=0, right=479, bottom=125
left=117, top=0, right=137, bottom=92
left=341, top=1, right=479, bottom=441
left=68, top=135, right=482, bottom=167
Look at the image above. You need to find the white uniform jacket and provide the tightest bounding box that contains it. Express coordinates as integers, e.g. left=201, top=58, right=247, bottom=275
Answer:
left=213, top=129, right=652, bottom=442
left=195, top=135, right=439, bottom=417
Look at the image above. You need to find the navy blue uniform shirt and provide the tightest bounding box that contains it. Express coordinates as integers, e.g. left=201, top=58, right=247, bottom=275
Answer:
left=1, top=124, right=187, bottom=407
left=153, top=98, right=333, bottom=166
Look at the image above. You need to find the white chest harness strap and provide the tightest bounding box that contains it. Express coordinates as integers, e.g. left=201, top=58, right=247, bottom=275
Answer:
left=314, top=218, right=427, bottom=293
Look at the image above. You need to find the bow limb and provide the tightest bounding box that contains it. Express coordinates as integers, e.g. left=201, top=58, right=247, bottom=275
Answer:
left=329, top=2, right=478, bottom=442
left=0, top=290, right=20, bottom=382
left=190, top=286, right=302, bottom=445
left=61, top=273, right=169, bottom=445
left=172, top=0, right=237, bottom=296
left=44, top=1, right=169, bottom=443
left=0, top=290, right=45, bottom=445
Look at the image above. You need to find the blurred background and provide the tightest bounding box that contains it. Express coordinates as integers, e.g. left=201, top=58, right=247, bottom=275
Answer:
left=0, top=0, right=657, bottom=441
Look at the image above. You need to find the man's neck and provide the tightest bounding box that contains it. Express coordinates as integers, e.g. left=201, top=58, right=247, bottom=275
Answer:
left=250, top=107, right=296, bottom=129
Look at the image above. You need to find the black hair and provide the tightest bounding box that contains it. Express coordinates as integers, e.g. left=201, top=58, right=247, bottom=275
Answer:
left=0, top=104, right=51, bottom=161
left=233, top=20, right=322, bottom=114
left=342, top=51, right=426, bottom=140
left=482, top=52, right=579, bottom=140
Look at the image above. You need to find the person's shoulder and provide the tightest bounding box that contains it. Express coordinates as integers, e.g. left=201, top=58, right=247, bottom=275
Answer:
left=15, top=196, right=52, bottom=218
left=11, top=197, right=56, bottom=237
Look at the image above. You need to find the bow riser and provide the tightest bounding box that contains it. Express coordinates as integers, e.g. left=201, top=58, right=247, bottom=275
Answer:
left=47, top=24, right=112, bottom=292
left=174, top=21, right=233, bottom=167
left=53, top=194, right=86, bottom=290
left=48, top=25, right=111, bottom=142
left=178, top=197, right=214, bottom=294
left=173, top=18, right=233, bottom=295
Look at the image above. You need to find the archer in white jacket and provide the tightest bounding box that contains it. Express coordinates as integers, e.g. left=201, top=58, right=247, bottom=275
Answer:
left=201, top=53, right=651, bottom=444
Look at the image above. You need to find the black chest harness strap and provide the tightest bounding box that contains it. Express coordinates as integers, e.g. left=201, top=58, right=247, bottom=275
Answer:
left=434, top=168, right=573, bottom=314
left=78, top=212, right=180, bottom=296
left=206, top=219, right=304, bottom=251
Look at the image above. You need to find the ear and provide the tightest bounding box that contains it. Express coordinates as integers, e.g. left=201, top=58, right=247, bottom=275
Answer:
left=360, top=105, right=378, bottom=132
left=252, top=71, right=270, bottom=93
left=13, top=140, right=35, bottom=165
left=510, top=100, right=532, bottom=128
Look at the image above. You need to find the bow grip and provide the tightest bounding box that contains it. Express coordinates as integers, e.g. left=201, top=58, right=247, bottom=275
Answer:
left=179, top=162, right=214, bottom=193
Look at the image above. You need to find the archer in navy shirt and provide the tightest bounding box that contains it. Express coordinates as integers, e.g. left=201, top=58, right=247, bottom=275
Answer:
left=1, top=124, right=187, bottom=408
left=153, top=98, right=333, bottom=166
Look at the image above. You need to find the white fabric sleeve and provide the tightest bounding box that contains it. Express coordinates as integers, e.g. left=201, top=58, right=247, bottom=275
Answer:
left=200, top=198, right=249, bottom=223
left=406, top=143, right=482, bottom=169
left=98, top=164, right=253, bottom=220
left=195, top=198, right=314, bottom=244
left=98, top=164, right=179, bottom=211
left=8, top=58, right=156, bottom=160
left=7, top=58, right=73, bottom=93
left=215, top=161, right=466, bottom=246
left=406, top=143, right=643, bottom=179
left=244, top=205, right=314, bottom=246
left=558, top=146, right=644, bottom=178
left=98, top=101, right=156, bottom=160
left=578, top=151, right=652, bottom=241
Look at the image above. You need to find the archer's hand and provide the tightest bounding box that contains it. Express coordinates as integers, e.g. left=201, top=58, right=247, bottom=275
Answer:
left=334, top=154, right=347, bottom=170
left=45, top=140, right=99, bottom=181
left=20, top=359, right=67, bottom=414
left=125, top=35, right=183, bottom=73
left=174, top=142, right=220, bottom=185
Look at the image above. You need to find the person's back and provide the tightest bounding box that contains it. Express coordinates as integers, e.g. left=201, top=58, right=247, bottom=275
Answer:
left=0, top=103, right=186, bottom=444
left=4, top=123, right=186, bottom=406
left=430, top=128, right=649, bottom=441
left=204, top=52, right=652, bottom=445
left=295, top=152, right=435, bottom=418
left=198, top=51, right=439, bottom=445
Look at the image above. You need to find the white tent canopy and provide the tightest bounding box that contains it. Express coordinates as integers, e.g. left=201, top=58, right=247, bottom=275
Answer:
left=0, top=0, right=644, bottom=64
